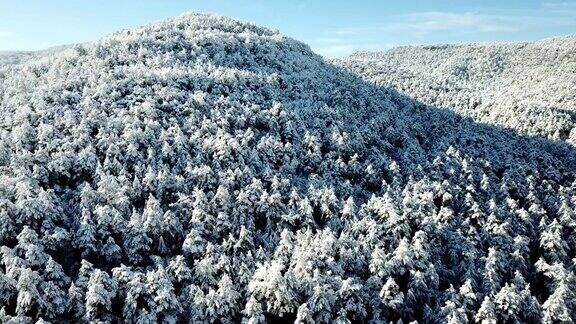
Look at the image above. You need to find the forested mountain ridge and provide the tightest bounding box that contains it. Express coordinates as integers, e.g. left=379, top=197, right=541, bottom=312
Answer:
left=0, top=13, right=575, bottom=323
left=0, top=46, right=73, bottom=69
left=337, top=36, right=576, bottom=143
left=0, top=51, right=36, bottom=67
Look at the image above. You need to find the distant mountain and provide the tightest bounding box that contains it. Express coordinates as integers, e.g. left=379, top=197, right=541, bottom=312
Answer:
left=338, top=36, right=576, bottom=143
left=0, top=51, right=36, bottom=66
left=0, top=45, right=74, bottom=68
left=0, top=14, right=575, bottom=323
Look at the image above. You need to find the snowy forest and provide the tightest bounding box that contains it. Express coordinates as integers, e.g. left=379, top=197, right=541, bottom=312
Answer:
left=0, top=52, right=35, bottom=68
left=338, top=38, right=576, bottom=144
left=0, top=13, right=575, bottom=323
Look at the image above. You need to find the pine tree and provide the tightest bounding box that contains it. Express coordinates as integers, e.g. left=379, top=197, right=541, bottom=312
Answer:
left=85, top=269, right=118, bottom=321
left=123, top=209, right=152, bottom=264
left=0, top=271, right=16, bottom=305
left=475, top=296, right=498, bottom=324
left=248, top=260, right=299, bottom=317
left=16, top=268, right=43, bottom=317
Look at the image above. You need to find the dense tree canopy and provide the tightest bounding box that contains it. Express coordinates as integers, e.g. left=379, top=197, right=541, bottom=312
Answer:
left=0, top=13, right=575, bottom=323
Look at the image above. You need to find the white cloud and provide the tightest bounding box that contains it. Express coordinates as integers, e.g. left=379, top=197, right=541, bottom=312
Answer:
left=329, top=12, right=523, bottom=39
left=332, top=28, right=364, bottom=37
left=0, top=31, right=14, bottom=38
left=542, top=1, right=576, bottom=10
left=331, top=5, right=576, bottom=40
left=294, top=0, right=310, bottom=11
left=388, top=12, right=522, bottom=36
left=540, top=1, right=576, bottom=24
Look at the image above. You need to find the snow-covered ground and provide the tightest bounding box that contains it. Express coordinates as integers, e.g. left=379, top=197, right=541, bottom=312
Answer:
left=0, top=13, right=575, bottom=323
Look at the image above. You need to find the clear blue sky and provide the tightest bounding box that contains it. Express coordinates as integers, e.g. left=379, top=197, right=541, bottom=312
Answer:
left=0, top=0, right=575, bottom=57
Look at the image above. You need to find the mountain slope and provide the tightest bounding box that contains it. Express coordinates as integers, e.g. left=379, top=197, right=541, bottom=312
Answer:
left=338, top=37, right=576, bottom=143
left=0, top=51, right=36, bottom=67
left=0, top=13, right=575, bottom=323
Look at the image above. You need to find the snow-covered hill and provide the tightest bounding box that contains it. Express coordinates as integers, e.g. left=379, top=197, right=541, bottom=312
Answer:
left=338, top=37, right=576, bottom=143
left=0, top=46, right=74, bottom=70
left=0, top=51, right=36, bottom=67
left=0, top=13, right=575, bottom=323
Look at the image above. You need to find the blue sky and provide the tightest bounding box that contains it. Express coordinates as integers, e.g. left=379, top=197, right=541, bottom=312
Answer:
left=0, top=0, right=575, bottom=57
